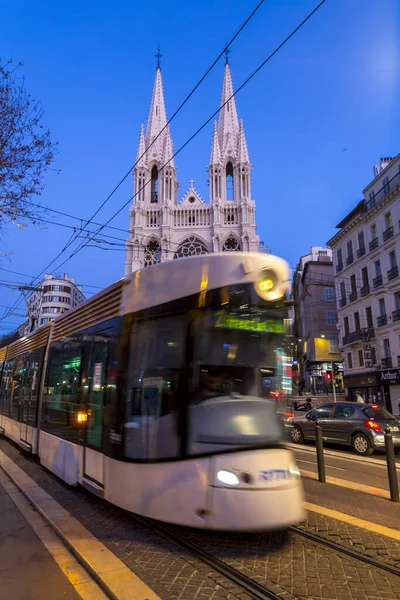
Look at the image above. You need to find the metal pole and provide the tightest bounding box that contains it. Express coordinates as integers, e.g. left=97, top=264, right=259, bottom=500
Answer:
left=384, top=428, right=399, bottom=502
left=331, top=361, right=337, bottom=402
left=315, top=421, right=326, bottom=483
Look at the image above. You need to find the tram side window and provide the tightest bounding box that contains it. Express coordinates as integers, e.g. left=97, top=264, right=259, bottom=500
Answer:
left=125, top=315, right=187, bottom=460
left=10, top=349, right=44, bottom=425
left=42, top=345, right=83, bottom=445
left=0, top=359, right=15, bottom=417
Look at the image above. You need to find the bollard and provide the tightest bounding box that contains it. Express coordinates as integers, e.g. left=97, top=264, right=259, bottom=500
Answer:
left=315, top=421, right=326, bottom=483
left=384, top=428, right=399, bottom=503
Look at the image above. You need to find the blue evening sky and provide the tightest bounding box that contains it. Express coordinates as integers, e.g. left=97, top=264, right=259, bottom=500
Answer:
left=1, top=0, right=399, bottom=330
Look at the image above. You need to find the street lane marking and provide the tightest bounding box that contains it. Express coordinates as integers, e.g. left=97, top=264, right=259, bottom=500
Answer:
left=304, top=501, right=400, bottom=541
left=0, top=469, right=108, bottom=600
left=300, top=469, right=390, bottom=499
left=297, top=459, right=345, bottom=471
left=288, top=442, right=400, bottom=469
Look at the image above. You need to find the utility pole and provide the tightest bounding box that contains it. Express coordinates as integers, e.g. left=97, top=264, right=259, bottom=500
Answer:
left=331, top=360, right=337, bottom=402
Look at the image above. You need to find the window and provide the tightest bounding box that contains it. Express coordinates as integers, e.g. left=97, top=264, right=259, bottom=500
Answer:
left=151, top=165, right=159, bottom=203
left=362, top=267, right=369, bottom=288
left=362, top=406, right=394, bottom=420
left=337, top=248, right=343, bottom=265
left=389, top=250, right=397, bottom=269
left=383, top=338, right=391, bottom=358
left=385, top=212, right=392, bottom=229
left=354, top=312, right=360, bottom=330
left=370, top=224, right=377, bottom=241
left=328, top=334, right=338, bottom=353
left=347, top=352, right=353, bottom=369
left=368, top=190, right=375, bottom=206
left=340, top=281, right=346, bottom=303
left=383, top=176, right=391, bottom=196
left=312, top=405, right=334, bottom=419
left=350, top=274, right=357, bottom=294
left=358, top=231, right=365, bottom=252
left=144, top=239, right=161, bottom=267
left=395, top=292, right=400, bottom=311
left=366, top=306, right=373, bottom=328
left=326, top=310, right=335, bottom=325
left=378, top=298, right=386, bottom=316
left=374, top=260, right=381, bottom=277
left=344, top=316, right=350, bottom=336
left=371, top=346, right=377, bottom=365
left=226, top=161, right=234, bottom=200
left=358, top=349, right=364, bottom=367
left=223, top=235, right=240, bottom=252
left=324, top=287, right=333, bottom=301
left=333, top=405, right=355, bottom=418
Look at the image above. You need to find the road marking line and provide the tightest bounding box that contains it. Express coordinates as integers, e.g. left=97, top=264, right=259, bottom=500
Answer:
left=297, top=459, right=344, bottom=471
left=0, top=469, right=108, bottom=600
left=288, top=442, right=400, bottom=469
left=304, top=501, right=400, bottom=541
left=0, top=450, right=161, bottom=600
left=300, top=469, right=390, bottom=499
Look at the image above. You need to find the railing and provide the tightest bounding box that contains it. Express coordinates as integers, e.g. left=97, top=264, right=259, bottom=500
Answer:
left=336, top=262, right=343, bottom=274
left=223, top=207, right=239, bottom=226
left=172, top=208, right=211, bottom=227
left=373, top=275, right=383, bottom=289
left=392, top=309, right=400, bottom=322
left=387, top=266, right=399, bottom=281
left=357, top=246, right=366, bottom=259
left=339, top=297, right=347, bottom=308
left=342, top=327, right=375, bottom=346
left=146, top=210, right=161, bottom=227
left=381, top=357, right=392, bottom=369
left=377, top=314, right=388, bottom=327
left=365, top=168, right=400, bottom=211
left=360, top=284, right=370, bottom=297
left=346, top=253, right=354, bottom=266
left=369, top=237, right=379, bottom=251
left=383, top=226, right=394, bottom=242
left=349, top=290, right=358, bottom=303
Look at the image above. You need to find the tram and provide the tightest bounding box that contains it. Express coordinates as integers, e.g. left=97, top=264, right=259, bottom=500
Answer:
left=0, top=252, right=305, bottom=530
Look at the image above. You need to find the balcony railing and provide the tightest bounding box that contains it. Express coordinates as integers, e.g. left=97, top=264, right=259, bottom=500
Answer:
left=346, top=253, right=354, bottom=267
left=360, top=284, right=370, bottom=297
left=339, top=296, right=347, bottom=308
left=387, top=266, right=399, bottom=281
left=377, top=314, right=388, bottom=327
left=381, top=357, right=392, bottom=369
left=349, top=290, right=358, bottom=303
left=392, top=309, right=400, bottom=322
left=357, top=246, right=366, bottom=259
left=336, top=262, right=343, bottom=274
left=365, top=169, right=400, bottom=211
left=342, top=327, right=375, bottom=346
left=383, top=226, right=394, bottom=242
left=373, top=275, right=383, bottom=289
left=369, top=237, right=379, bottom=252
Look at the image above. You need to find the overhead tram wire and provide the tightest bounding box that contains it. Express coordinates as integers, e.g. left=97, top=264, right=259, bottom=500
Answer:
left=1, top=1, right=267, bottom=322
left=57, top=0, right=328, bottom=271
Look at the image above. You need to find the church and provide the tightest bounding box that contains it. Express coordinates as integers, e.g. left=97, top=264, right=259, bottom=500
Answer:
left=125, top=56, right=260, bottom=274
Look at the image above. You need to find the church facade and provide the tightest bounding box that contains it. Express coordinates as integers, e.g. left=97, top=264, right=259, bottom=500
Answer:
left=125, top=59, right=260, bottom=274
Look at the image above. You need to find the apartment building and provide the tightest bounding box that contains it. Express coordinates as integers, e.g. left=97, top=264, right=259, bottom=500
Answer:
left=292, top=247, right=343, bottom=395
left=328, top=156, right=400, bottom=414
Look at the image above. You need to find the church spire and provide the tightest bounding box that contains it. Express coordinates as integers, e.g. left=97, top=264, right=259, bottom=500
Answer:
left=163, top=124, right=175, bottom=168
left=136, top=124, right=147, bottom=167
left=237, top=119, right=250, bottom=164
left=210, top=121, right=221, bottom=165
left=145, top=65, right=168, bottom=158
left=218, top=62, right=239, bottom=157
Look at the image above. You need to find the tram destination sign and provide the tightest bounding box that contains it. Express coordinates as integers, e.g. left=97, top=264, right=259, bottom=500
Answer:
left=214, top=313, right=285, bottom=334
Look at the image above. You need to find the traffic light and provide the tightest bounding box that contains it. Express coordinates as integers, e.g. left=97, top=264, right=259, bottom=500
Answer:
left=325, top=371, right=332, bottom=380
left=333, top=363, right=340, bottom=377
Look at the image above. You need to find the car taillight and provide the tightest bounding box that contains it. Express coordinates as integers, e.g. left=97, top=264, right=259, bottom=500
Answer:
left=285, top=412, right=294, bottom=418
left=364, top=419, right=383, bottom=433
left=371, top=404, right=378, bottom=408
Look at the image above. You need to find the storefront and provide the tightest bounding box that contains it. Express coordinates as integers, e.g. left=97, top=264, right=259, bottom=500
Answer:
left=378, top=369, right=400, bottom=416
left=343, top=371, right=385, bottom=407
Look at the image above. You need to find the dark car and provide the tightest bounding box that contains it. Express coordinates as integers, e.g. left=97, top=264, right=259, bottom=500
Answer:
left=289, top=402, right=400, bottom=455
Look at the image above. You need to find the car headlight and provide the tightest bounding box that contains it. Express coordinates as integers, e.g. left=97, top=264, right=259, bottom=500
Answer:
left=217, top=469, right=240, bottom=486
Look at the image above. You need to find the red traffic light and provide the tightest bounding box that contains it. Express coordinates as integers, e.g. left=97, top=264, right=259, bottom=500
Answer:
left=325, top=371, right=332, bottom=380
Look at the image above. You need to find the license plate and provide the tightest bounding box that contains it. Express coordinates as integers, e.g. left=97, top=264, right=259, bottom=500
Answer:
left=388, top=426, right=399, bottom=432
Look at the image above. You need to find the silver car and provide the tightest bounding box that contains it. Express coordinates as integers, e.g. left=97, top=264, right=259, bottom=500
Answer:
left=289, top=402, right=400, bottom=455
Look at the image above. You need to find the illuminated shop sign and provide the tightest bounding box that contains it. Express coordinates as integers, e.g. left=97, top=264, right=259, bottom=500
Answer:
left=215, top=313, right=284, bottom=333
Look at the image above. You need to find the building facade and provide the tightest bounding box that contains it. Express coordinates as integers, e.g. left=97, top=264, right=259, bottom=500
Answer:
left=125, top=58, right=260, bottom=274
left=23, top=273, right=85, bottom=334
left=292, top=247, right=343, bottom=395
left=328, top=156, right=400, bottom=414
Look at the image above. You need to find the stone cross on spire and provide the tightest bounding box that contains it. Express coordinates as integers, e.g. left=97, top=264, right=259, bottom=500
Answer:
left=155, top=47, right=163, bottom=69
left=189, top=178, right=195, bottom=188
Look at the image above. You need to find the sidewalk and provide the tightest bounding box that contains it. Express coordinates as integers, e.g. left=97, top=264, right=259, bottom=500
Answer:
left=0, top=477, right=81, bottom=600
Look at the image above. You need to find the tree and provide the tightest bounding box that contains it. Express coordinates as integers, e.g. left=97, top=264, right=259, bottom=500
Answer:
left=0, top=59, right=58, bottom=231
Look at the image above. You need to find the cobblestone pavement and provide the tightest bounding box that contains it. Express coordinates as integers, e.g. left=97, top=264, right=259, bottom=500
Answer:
left=0, top=439, right=399, bottom=600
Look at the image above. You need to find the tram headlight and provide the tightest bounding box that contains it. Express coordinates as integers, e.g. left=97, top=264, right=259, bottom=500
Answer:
left=255, top=269, right=286, bottom=301
left=217, top=470, right=240, bottom=486
left=289, top=464, right=301, bottom=477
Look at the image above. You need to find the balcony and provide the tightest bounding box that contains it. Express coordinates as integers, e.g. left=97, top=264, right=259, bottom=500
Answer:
left=360, top=284, right=370, bottom=297
left=339, top=296, right=347, bottom=308
left=373, top=275, right=383, bottom=289
left=392, top=309, right=400, bottom=322
left=387, top=266, right=399, bottom=281
left=377, top=314, right=388, bottom=327
left=342, top=327, right=375, bottom=346
left=349, top=290, right=358, bottom=303
left=381, top=357, right=393, bottom=369
left=383, top=226, right=394, bottom=242
left=336, top=262, right=343, bottom=274
left=357, top=246, right=366, bottom=259
left=369, top=237, right=379, bottom=252
left=346, top=253, right=354, bottom=267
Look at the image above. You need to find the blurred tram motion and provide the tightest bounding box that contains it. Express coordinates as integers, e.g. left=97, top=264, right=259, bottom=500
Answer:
left=0, top=253, right=304, bottom=530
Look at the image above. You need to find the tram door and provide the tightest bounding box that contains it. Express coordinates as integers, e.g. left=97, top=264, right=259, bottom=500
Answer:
left=82, top=341, right=108, bottom=491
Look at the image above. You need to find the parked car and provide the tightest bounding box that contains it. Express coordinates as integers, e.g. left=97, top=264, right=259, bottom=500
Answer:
left=289, top=402, right=400, bottom=455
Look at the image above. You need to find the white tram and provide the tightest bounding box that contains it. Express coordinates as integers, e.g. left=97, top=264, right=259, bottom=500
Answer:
left=0, top=253, right=305, bottom=530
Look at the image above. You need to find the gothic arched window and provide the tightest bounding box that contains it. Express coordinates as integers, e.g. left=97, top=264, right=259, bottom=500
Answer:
left=151, top=165, right=158, bottom=203
left=174, top=236, right=209, bottom=259
left=226, top=161, right=234, bottom=201
left=223, top=235, right=240, bottom=252
left=144, top=239, right=161, bottom=267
